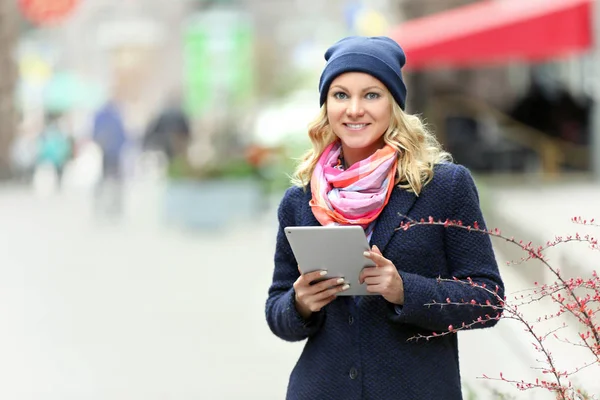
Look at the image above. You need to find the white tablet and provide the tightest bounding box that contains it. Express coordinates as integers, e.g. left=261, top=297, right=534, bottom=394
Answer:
left=284, top=225, right=377, bottom=296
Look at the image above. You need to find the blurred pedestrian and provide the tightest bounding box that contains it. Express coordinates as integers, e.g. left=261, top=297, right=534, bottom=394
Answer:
left=92, top=100, right=128, bottom=216
left=265, top=36, right=505, bottom=399
left=11, top=129, right=38, bottom=184
left=143, top=94, right=191, bottom=162
left=36, top=113, right=72, bottom=188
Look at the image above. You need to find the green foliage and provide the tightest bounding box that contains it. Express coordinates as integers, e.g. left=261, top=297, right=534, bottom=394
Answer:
left=167, top=156, right=256, bottom=181
left=462, top=383, right=478, bottom=400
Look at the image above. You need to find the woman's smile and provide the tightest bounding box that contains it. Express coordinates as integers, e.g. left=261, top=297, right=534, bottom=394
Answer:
left=343, top=123, right=371, bottom=131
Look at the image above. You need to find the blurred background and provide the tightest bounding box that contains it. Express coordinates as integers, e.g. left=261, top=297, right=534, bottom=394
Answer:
left=1, top=0, right=599, bottom=398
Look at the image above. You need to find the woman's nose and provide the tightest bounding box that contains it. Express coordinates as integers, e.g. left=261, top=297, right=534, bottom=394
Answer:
left=346, top=99, right=365, bottom=118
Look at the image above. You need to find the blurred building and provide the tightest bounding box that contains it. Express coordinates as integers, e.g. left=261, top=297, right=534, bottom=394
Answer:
left=394, top=0, right=509, bottom=111
left=393, top=0, right=596, bottom=175
left=0, top=0, right=19, bottom=180
left=9, top=0, right=597, bottom=178
left=16, top=0, right=385, bottom=144
left=20, top=0, right=190, bottom=135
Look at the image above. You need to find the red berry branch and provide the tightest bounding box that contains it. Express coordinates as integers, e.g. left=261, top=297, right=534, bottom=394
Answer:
left=396, top=215, right=600, bottom=399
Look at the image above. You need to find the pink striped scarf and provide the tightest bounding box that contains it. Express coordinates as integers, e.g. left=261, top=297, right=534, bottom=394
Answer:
left=310, top=141, right=398, bottom=231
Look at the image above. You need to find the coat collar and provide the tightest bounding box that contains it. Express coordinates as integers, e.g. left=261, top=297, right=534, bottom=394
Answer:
left=300, top=187, right=320, bottom=226
left=300, top=185, right=418, bottom=252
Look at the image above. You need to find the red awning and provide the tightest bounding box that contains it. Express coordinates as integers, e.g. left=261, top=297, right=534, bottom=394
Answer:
left=389, top=0, right=594, bottom=70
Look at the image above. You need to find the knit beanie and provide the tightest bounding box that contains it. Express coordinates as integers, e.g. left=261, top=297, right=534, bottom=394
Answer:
left=318, top=36, right=407, bottom=110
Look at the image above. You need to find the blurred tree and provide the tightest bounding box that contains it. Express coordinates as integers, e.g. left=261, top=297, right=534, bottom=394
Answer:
left=0, top=0, right=18, bottom=180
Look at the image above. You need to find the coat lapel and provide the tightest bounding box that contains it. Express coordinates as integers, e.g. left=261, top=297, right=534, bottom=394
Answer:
left=370, top=186, right=417, bottom=252
left=300, top=188, right=321, bottom=226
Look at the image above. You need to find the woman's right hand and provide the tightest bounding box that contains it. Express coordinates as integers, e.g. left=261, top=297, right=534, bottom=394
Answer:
left=293, top=267, right=350, bottom=319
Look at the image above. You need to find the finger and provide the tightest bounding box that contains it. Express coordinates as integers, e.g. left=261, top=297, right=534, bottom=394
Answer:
left=306, top=282, right=349, bottom=311
left=363, top=276, right=381, bottom=285
left=299, top=269, right=329, bottom=284
left=371, top=245, right=383, bottom=255
left=363, top=249, right=389, bottom=267
left=359, top=267, right=379, bottom=283
left=366, top=283, right=382, bottom=293
left=294, top=271, right=328, bottom=294
left=311, top=277, right=346, bottom=294
left=314, top=282, right=349, bottom=301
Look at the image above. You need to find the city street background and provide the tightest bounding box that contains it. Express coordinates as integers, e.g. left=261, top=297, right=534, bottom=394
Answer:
left=1, top=0, right=600, bottom=398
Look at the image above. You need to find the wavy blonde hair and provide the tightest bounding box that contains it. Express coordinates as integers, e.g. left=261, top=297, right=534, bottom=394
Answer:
left=291, top=93, right=452, bottom=195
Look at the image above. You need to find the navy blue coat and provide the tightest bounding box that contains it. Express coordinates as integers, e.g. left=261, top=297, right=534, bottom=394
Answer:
left=265, top=163, right=504, bottom=400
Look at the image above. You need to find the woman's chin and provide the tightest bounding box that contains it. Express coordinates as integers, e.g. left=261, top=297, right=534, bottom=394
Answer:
left=340, top=140, right=381, bottom=152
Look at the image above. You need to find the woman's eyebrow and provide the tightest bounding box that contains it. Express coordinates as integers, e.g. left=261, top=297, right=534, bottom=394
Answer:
left=329, top=85, right=384, bottom=92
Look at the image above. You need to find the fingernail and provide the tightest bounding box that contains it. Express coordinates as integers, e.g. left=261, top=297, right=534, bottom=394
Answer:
left=337, top=278, right=345, bottom=284
left=363, top=251, right=370, bottom=257
left=320, top=271, right=328, bottom=276
left=342, top=284, right=350, bottom=291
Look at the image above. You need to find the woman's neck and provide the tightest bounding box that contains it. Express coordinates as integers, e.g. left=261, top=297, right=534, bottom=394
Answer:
left=340, top=142, right=385, bottom=168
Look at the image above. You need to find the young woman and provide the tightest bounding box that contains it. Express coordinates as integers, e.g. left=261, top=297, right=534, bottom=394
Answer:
left=265, top=36, right=504, bottom=400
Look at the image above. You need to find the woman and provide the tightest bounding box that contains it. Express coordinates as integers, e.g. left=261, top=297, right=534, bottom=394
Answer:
left=265, top=36, right=504, bottom=400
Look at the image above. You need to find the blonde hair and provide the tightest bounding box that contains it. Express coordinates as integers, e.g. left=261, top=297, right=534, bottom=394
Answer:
left=291, top=94, right=452, bottom=195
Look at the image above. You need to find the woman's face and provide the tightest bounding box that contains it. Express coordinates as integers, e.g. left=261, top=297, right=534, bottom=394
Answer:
left=326, top=72, right=392, bottom=161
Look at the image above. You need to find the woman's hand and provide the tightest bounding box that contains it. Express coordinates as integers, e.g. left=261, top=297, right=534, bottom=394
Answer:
left=359, top=245, right=405, bottom=305
left=293, top=268, right=350, bottom=319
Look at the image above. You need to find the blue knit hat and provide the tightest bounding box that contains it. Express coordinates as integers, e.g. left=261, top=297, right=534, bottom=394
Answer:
left=318, top=36, right=407, bottom=110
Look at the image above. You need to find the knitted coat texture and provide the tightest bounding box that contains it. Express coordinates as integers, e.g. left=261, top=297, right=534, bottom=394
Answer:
left=265, top=163, right=505, bottom=400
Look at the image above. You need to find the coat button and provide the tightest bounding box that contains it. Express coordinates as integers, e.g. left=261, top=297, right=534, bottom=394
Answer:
left=348, top=315, right=354, bottom=325
left=349, top=367, right=358, bottom=380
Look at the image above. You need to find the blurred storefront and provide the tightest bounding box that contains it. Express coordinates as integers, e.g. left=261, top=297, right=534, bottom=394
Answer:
left=392, top=0, right=592, bottom=70
left=392, top=0, right=598, bottom=178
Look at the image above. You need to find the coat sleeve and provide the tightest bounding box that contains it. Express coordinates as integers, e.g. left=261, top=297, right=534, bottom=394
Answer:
left=389, top=165, right=505, bottom=332
left=265, top=188, right=325, bottom=342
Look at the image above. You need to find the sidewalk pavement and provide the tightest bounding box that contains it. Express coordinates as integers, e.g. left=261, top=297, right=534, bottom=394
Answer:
left=1, top=178, right=597, bottom=399
left=0, top=183, right=301, bottom=400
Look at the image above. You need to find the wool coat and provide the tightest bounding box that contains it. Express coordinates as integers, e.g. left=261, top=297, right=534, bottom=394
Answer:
left=265, top=163, right=505, bottom=400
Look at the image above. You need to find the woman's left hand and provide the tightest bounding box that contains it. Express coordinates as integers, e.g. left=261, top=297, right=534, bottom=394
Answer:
left=359, top=245, right=405, bottom=305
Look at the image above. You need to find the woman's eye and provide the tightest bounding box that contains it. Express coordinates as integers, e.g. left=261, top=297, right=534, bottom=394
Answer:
left=365, top=92, right=380, bottom=100
left=333, top=92, right=348, bottom=100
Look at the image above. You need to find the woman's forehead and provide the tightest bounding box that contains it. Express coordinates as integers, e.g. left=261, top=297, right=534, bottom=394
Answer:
left=330, top=72, right=386, bottom=89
